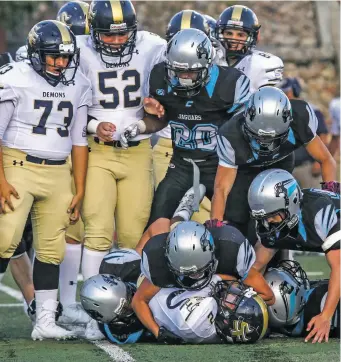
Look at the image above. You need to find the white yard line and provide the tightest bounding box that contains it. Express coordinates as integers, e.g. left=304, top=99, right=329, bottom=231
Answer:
left=306, top=271, right=324, bottom=276
left=92, top=341, right=136, bottom=362
left=0, top=303, right=23, bottom=307
left=0, top=283, right=23, bottom=301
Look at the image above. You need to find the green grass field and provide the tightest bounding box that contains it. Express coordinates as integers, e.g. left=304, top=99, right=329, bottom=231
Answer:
left=0, top=254, right=339, bottom=362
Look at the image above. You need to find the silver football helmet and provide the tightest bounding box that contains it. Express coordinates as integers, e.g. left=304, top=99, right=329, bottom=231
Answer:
left=248, top=169, right=303, bottom=241
left=80, top=274, right=135, bottom=324
left=265, top=260, right=310, bottom=328
left=243, top=87, right=293, bottom=156
left=165, top=221, right=217, bottom=290
left=166, top=28, right=213, bottom=96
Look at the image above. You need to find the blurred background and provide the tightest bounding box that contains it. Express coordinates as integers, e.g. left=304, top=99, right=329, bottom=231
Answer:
left=0, top=1, right=340, bottom=183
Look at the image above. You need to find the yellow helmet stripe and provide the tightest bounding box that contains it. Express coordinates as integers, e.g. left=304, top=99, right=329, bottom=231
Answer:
left=110, top=0, right=124, bottom=23
left=180, top=10, right=192, bottom=30
left=79, top=2, right=90, bottom=34
left=51, top=20, right=72, bottom=44
left=254, top=295, right=269, bottom=340
left=231, top=5, right=244, bottom=21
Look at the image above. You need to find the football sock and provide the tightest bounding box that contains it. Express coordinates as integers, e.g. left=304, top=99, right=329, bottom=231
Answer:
left=82, top=248, right=108, bottom=281
left=59, top=243, right=82, bottom=307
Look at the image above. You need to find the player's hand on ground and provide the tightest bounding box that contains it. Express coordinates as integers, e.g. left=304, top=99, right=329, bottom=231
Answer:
left=157, top=327, right=183, bottom=344
left=67, top=193, right=84, bottom=224
left=305, top=313, right=331, bottom=343
left=0, top=181, right=19, bottom=213
left=144, top=97, right=164, bottom=118
left=96, top=122, right=116, bottom=142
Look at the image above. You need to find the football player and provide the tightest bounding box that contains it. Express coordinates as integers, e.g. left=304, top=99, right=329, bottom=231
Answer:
left=121, top=28, right=251, bottom=230
left=265, top=260, right=340, bottom=340
left=149, top=279, right=269, bottom=344
left=212, top=87, right=336, bottom=243
left=248, top=169, right=340, bottom=343
left=215, top=5, right=284, bottom=92
left=153, top=11, right=213, bottom=225
left=75, top=0, right=166, bottom=287
left=0, top=20, right=92, bottom=340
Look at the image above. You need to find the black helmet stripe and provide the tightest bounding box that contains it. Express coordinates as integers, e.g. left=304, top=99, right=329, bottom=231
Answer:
left=109, top=0, right=124, bottom=23
left=180, top=10, right=192, bottom=29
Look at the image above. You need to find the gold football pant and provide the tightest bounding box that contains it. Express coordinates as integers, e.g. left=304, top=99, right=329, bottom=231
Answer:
left=0, top=147, right=72, bottom=264
left=82, top=138, right=153, bottom=251
left=152, top=137, right=211, bottom=224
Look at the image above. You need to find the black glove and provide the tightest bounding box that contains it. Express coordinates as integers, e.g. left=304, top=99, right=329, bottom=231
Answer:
left=157, top=327, right=183, bottom=344
left=204, top=219, right=227, bottom=228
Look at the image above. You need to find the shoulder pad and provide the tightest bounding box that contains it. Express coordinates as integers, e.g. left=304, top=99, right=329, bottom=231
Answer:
left=136, top=31, right=166, bottom=47
left=252, top=50, right=284, bottom=68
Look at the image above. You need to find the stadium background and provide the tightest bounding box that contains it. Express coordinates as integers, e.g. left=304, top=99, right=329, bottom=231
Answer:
left=0, top=1, right=340, bottom=361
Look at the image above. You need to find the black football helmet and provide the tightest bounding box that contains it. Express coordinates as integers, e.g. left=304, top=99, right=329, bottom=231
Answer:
left=216, top=5, right=260, bottom=60
left=214, top=280, right=269, bottom=344
left=27, top=20, right=79, bottom=87
left=89, top=0, right=137, bottom=66
left=57, top=1, right=90, bottom=36
left=166, top=10, right=210, bottom=42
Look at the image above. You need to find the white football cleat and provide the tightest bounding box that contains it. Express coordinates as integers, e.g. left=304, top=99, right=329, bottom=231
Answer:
left=173, top=184, right=206, bottom=221
left=31, top=299, right=76, bottom=341
left=84, top=319, right=105, bottom=341
left=57, top=303, right=91, bottom=325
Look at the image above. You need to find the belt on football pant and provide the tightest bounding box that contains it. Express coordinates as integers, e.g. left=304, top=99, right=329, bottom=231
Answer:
left=183, top=157, right=206, bottom=212
left=93, top=137, right=140, bottom=148
left=26, top=155, right=66, bottom=165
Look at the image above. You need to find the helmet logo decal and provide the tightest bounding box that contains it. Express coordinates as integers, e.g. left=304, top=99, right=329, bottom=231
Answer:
left=58, top=11, right=72, bottom=26
left=274, top=178, right=297, bottom=206
left=197, top=38, right=210, bottom=60
left=231, top=318, right=254, bottom=342
left=28, top=27, right=39, bottom=46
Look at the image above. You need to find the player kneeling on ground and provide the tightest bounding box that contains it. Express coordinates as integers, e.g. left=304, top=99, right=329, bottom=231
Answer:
left=265, top=260, right=340, bottom=341
left=248, top=169, right=340, bottom=343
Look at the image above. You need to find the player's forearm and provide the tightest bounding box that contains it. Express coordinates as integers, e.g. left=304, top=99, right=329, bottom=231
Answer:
left=141, top=112, right=168, bottom=134
left=322, top=261, right=340, bottom=319
left=320, top=156, right=336, bottom=182
left=131, top=298, right=160, bottom=337
left=210, top=187, right=228, bottom=220
left=71, top=146, right=88, bottom=196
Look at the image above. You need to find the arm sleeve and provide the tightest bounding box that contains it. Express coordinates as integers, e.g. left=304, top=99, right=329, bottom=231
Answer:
left=294, top=102, right=318, bottom=145
left=227, top=74, right=251, bottom=114
left=314, top=202, right=340, bottom=252
left=0, top=101, right=15, bottom=139
left=141, top=251, right=152, bottom=283
left=236, top=238, right=256, bottom=280
left=71, top=105, right=88, bottom=146
left=217, top=134, right=238, bottom=168
left=260, top=57, right=284, bottom=87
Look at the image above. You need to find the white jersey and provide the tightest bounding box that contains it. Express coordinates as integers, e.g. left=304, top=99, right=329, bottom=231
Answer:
left=15, top=45, right=28, bottom=62
left=329, top=97, right=340, bottom=136
left=158, top=49, right=283, bottom=139
left=78, top=31, right=166, bottom=141
left=0, top=62, right=92, bottom=160
left=149, top=275, right=222, bottom=344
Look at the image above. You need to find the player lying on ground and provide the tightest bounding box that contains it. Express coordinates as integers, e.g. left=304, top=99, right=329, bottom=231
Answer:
left=264, top=260, right=340, bottom=340
left=248, top=169, right=340, bottom=343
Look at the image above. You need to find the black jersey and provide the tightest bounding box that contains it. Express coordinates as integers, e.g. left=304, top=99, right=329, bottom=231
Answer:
left=149, top=62, right=250, bottom=160
left=278, top=280, right=340, bottom=338
left=141, top=225, right=255, bottom=288
left=99, top=249, right=141, bottom=283
left=260, top=188, right=340, bottom=253
left=217, top=99, right=318, bottom=169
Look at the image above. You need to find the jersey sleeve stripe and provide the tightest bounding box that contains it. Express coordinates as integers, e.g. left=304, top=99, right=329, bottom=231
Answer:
left=322, top=230, right=341, bottom=251
left=306, top=103, right=318, bottom=135
left=217, top=135, right=238, bottom=168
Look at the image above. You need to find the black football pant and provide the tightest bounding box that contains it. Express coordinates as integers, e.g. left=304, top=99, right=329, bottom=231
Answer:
left=146, top=153, right=218, bottom=228
left=224, top=154, right=295, bottom=245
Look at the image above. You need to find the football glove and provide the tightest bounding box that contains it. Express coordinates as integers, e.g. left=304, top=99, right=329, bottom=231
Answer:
left=204, top=219, right=227, bottom=228
left=120, top=120, right=146, bottom=149
left=157, top=327, right=183, bottom=344
left=321, top=181, right=340, bottom=194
